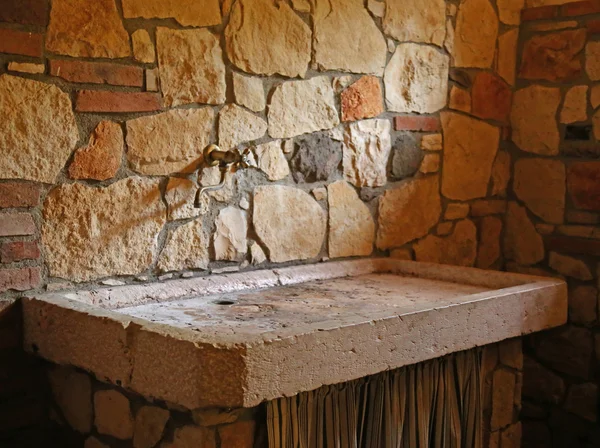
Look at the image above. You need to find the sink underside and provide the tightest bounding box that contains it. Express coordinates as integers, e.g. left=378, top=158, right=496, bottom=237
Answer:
left=22, top=259, right=566, bottom=410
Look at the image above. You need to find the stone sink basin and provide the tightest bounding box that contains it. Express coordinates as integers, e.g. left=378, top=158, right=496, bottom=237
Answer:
left=22, top=259, right=566, bottom=410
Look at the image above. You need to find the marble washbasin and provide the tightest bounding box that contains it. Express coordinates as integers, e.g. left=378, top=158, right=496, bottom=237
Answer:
left=22, top=259, right=566, bottom=410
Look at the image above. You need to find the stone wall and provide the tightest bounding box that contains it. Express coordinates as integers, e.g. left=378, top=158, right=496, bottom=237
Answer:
left=512, top=3, right=600, bottom=447
left=0, top=0, right=587, bottom=445
left=40, top=340, right=519, bottom=448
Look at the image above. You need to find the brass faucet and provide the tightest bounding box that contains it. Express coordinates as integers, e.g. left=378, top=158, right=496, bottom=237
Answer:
left=194, top=144, right=251, bottom=208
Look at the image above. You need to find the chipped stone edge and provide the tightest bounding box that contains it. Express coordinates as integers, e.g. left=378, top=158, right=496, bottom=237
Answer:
left=22, top=259, right=566, bottom=409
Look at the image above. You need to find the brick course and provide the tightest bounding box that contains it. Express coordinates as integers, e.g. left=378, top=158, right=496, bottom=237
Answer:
left=0, top=29, right=43, bottom=58
left=75, top=91, right=162, bottom=113
left=0, top=183, right=41, bottom=209
left=0, top=214, right=36, bottom=237
left=50, top=60, right=144, bottom=87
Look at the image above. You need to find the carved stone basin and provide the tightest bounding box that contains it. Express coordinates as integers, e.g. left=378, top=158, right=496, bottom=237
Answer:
left=22, top=259, right=566, bottom=410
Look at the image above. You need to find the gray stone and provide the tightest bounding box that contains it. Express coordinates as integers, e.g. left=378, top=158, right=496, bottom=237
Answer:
left=291, top=133, right=343, bottom=183
left=391, top=133, right=423, bottom=179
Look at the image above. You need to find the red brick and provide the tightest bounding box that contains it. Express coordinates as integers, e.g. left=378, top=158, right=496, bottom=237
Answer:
left=0, top=28, right=43, bottom=57
left=0, top=0, right=49, bottom=26
left=561, top=0, right=600, bottom=16
left=75, top=91, right=162, bottom=113
left=521, top=5, right=558, bottom=21
left=471, top=72, right=512, bottom=123
left=0, top=267, right=41, bottom=293
left=567, top=162, right=600, bottom=211
left=0, top=242, right=40, bottom=263
left=0, top=182, right=41, bottom=209
left=50, top=60, right=144, bottom=87
left=394, top=115, right=440, bottom=132
left=0, top=213, right=36, bottom=237
left=586, top=18, right=600, bottom=33
left=544, top=235, right=600, bottom=256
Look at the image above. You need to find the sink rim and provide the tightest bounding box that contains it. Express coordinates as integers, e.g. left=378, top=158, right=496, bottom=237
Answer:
left=22, top=258, right=567, bottom=410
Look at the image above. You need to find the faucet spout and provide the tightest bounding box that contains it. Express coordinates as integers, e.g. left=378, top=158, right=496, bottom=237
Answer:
left=194, top=145, right=251, bottom=208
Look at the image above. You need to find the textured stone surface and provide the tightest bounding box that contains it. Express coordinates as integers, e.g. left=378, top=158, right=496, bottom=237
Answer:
left=561, top=85, right=588, bottom=124
left=520, top=29, right=586, bottom=81
left=449, top=86, right=472, bottom=112
left=341, top=119, right=391, bottom=188
left=157, top=28, right=226, bottom=107
left=384, top=44, right=449, bottom=113
left=497, top=29, right=519, bottom=86
left=133, top=406, right=169, bottom=448
left=291, top=133, right=342, bottom=183
left=421, top=134, right=443, bottom=151
left=268, top=77, right=339, bottom=138
left=514, top=158, right=565, bottom=224
left=122, top=0, right=221, bottom=27
left=250, top=241, right=267, bottom=265
left=533, top=326, right=593, bottom=379
left=85, top=437, right=110, bottom=448
left=569, top=286, right=597, bottom=325
left=165, top=178, right=204, bottom=221
left=391, top=134, right=423, bottom=179
left=46, top=0, right=130, bottom=58
left=48, top=367, right=92, bottom=434
left=69, top=121, right=123, bottom=181
left=454, top=0, right=498, bottom=67
left=511, top=85, right=560, bottom=155
left=328, top=181, right=374, bottom=258
left=477, top=216, right=502, bottom=269
left=497, top=0, right=524, bottom=24
left=471, top=72, right=512, bottom=123
left=445, top=203, right=470, bottom=220
left=377, top=176, right=442, bottom=249
left=548, top=252, right=593, bottom=280
left=341, top=76, right=384, bottom=122
left=232, top=73, right=266, bottom=113
left=414, top=219, right=477, bottom=267
left=164, top=426, right=216, bottom=448
left=383, top=0, right=445, bottom=45
left=8, top=62, right=45, bottom=74
left=499, top=339, right=523, bottom=370
left=42, top=178, right=166, bottom=282
left=225, top=0, right=311, bottom=78
left=564, top=383, right=598, bottom=422
left=219, top=104, right=267, bottom=150
left=218, top=420, right=255, bottom=448
left=504, top=202, right=544, bottom=265
left=132, top=29, right=155, bottom=64
left=0, top=75, right=78, bottom=183
left=523, top=357, right=565, bottom=404
left=94, top=390, right=133, bottom=440
left=419, top=154, right=440, bottom=173
left=587, top=41, right=600, bottom=81
left=491, top=151, right=511, bottom=197
left=254, top=140, right=290, bottom=181
left=313, top=0, right=387, bottom=75
left=441, top=112, right=499, bottom=200
left=158, top=221, right=209, bottom=273
left=214, top=207, right=248, bottom=262
left=127, top=108, right=213, bottom=176
left=567, top=162, right=600, bottom=211
left=254, top=186, right=326, bottom=262
left=491, top=369, right=516, bottom=431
